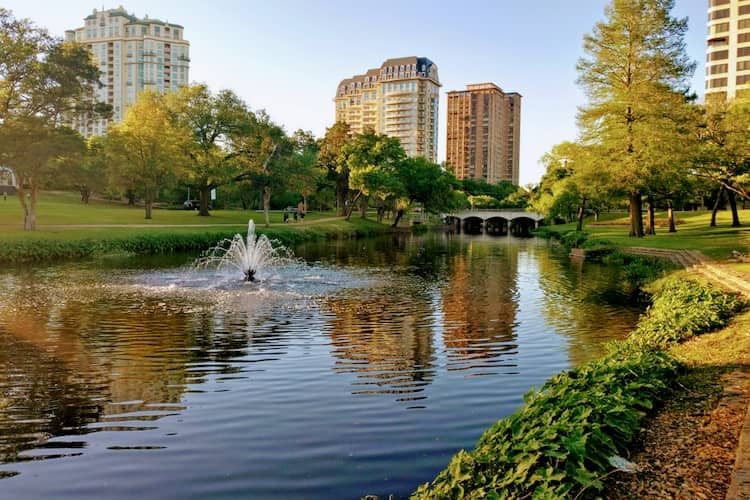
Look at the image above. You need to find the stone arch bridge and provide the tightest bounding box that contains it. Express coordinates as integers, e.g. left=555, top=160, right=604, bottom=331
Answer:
left=447, top=210, right=545, bottom=237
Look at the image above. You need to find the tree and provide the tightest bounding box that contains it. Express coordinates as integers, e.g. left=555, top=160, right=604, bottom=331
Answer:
left=105, top=91, right=186, bottom=220
left=233, top=110, right=288, bottom=227
left=287, top=129, right=323, bottom=212
left=577, top=0, right=695, bottom=237
left=0, top=8, right=108, bottom=229
left=696, top=98, right=750, bottom=227
left=534, top=141, right=612, bottom=230
left=339, top=130, right=406, bottom=220
left=168, top=84, right=250, bottom=216
left=318, top=121, right=352, bottom=215
left=64, top=135, right=109, bottom=204
left=392, top=157, right=459, bottom=227
left=0, top=117, right=84, bottom=229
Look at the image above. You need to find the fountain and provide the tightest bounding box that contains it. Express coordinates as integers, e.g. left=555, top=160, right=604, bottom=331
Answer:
left=195, top=220, right=292, bottom=282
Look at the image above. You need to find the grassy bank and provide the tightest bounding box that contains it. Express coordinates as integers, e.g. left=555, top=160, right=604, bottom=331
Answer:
left=0, top=191, right=336, bottom=228
left=534, top=210, right=750, bottom=259
left=0, top=218, right=389, bottom=264
left=412, top=274, right=745, bottom=499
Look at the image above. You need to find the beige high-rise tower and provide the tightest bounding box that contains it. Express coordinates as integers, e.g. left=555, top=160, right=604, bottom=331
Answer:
left=335, top=57, right=440, bottom=162
left=65, top=6, right=190, bottom=136
left=706, top=0, right=750, bottom=103
left=446, top=83, right=521, bottom=185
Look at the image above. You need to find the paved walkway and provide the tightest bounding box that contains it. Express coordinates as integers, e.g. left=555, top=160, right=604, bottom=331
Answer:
left=622, top=247, right=750, bottom=498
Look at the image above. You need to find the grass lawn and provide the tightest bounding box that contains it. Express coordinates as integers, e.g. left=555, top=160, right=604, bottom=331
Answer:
left=0, top=191, right=335, bottom=230
left=545, top=210, right=750, bottom=259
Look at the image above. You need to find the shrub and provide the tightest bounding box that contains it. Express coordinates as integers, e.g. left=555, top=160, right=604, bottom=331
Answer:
left=561, top=230, right=588, bottom=250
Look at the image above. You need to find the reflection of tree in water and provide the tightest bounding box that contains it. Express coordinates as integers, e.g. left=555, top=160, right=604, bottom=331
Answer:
left=440, top=240, right=519, bottom=371
left=0, top=275, right=282, bottom=468
left=535, top=247, right=641, bottom=366
left=324, top=286, right=437, bottom=401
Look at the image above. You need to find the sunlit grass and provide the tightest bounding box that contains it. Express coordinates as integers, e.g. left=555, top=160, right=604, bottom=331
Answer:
left=0, top=190, right=336, bottom=229
left=545, top=210, right=750, bottom=259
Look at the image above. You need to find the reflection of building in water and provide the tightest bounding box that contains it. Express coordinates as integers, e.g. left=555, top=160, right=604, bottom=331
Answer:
left=325, top=289, right=436, bottom=401
left=0, top=167, right=18, bottom=195
left=440, top=241, right=519, bottom=370
left=535, top=249, right=640, bottom=367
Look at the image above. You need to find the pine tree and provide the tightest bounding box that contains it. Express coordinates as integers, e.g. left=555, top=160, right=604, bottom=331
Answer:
left=577, top=0, right=695, bottom=237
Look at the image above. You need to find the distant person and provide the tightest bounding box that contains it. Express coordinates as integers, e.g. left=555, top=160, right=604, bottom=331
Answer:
left=283, top=210, right=289, bottom=223
left=297, top=200, right=305, bottom=223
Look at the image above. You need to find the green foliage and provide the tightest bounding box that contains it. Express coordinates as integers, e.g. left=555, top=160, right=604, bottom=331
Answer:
left=413, top=350, right=679, bottom=499
left=624, top=276, right=746, bottom=351
left=413, top=276, right=743, bottom=499
left=560, top=230, right=588, bottom=250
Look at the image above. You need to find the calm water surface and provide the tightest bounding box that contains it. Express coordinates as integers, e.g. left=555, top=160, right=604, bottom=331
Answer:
left=0, top=233, right=640, bottom=499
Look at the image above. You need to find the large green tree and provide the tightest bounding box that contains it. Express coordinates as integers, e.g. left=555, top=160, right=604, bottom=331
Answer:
left=233, top=110, right=289, bottom=227
left=318, top=121, right=353, bottom=215
left=577, top=0, right=695, bottom=237
left=0, top=8, right=108, bottom=229
left=696, top=98, right=750, bottom=227
left=168, top=84, right=250, bottom=216
left=0, top=117, right=84, bottom=229
left=338, top=130, right=406, bottom=220
left=105, top=91, right=187, bottom=220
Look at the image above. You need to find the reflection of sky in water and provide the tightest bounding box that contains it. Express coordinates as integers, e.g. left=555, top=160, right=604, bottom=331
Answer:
left=0, top=234, right=641, bottom=499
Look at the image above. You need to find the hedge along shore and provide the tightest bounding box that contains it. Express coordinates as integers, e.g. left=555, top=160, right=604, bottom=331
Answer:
left=0, top=218, right=391, bottom=264
left=411, top=273, right=746, bottom=499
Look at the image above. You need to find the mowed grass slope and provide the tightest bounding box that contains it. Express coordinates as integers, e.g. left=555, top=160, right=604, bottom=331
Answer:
left=549, top=210, right=750, bottom=259
left=0, top=191, right=334, bottom=229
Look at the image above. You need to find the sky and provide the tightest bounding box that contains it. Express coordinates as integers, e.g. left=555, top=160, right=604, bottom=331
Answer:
left=5, top=0, right=708, bottom=185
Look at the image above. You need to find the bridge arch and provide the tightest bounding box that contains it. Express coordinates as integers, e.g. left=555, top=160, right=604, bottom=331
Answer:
left=510, top=216, right=536, bottom=237
left=484, top=216, right=508, bottom=236
left=462, top=216, right=483, bottom=235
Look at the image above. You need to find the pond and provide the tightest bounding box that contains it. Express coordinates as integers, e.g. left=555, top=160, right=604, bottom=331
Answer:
left=0, top=232, right=641, bottom=499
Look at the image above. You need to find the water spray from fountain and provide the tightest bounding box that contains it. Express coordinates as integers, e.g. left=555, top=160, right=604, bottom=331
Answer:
left=194, top=220, right=294, bottom=282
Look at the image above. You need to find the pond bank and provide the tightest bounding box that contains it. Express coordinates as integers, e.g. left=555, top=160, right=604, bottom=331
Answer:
left=0, top=218, right=390, bottom=264
left=412, top=270, right=747, bottom=498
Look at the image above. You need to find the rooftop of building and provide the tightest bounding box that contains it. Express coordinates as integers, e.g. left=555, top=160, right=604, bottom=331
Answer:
left=83, top=6, right=184, bottom=29
left=337, top=56, right=440, bottom=93
left=447, top=83, right=522, bottom=97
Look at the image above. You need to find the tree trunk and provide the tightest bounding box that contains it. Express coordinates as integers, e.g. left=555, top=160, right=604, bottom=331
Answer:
left=645, top=195, right=656, bottom=235
left=392, top=209, right=404, bottom=228
left=302, top=194, right=308, bottom=214
left=728, top=190, right=741, bottom=227
left=667, top=200, right=676, bottom=233
left=594, top=209, right=599, bottom=222
left=199, top=186, right=211, bottom=217
left=345, top=191, right=362, bottom=221
left=18, top=180, right=36, bottom=231
left=144, top=198, right=153, bottom=220
left=336, top=176, right=348, bottom=216
left=263, top=186, right=271, bottom=228
left=628, top=191, right=644, bottom=238
left=359, top=195, right=368, bottom=218
left=711, top=186, right=724, bottom=227
left=576, top=197, right=586, bottom=231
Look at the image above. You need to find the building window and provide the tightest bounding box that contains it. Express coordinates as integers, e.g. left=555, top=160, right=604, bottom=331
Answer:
left=738, top=74, right=750, bottom=85
left=708, top=77, right=728, bottom=88
left=710, top=22, right=730, bottom=34
left=709, top=0, right=730, bottom=5
left=740, top=32, right=750, bottom=43
left=738, top=60, right=750, bottom=71
left=741, top=5, right=750, bottom=16
left=709, top=8, right=730, bottom=20
left=739, top=47, right=750, bottom=57
left=709, top=63, right=729, bottom=74
left=708, top=50, right=729, bottom=61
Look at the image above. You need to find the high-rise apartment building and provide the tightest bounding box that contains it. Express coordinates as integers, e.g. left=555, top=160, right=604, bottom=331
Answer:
left=446, top=83, right=521, bottom=185
left=335, top=57, right=440, bottom=162
left=706, top=0, right=750, bottom=103
left=65, top=7, right=190, bottom=136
